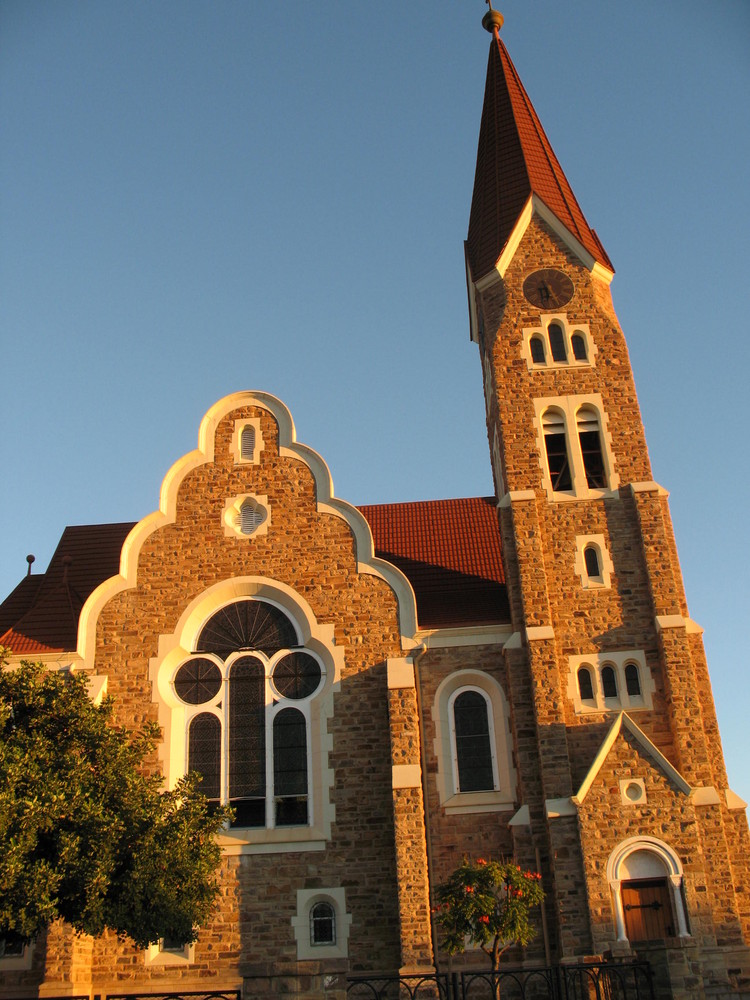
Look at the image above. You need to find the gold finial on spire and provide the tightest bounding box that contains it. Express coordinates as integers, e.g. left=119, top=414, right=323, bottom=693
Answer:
left=482, top=0, right=504, bottom=36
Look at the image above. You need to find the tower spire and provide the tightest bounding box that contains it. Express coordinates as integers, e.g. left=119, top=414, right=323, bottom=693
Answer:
left=466, top=24, right=612, bottom=282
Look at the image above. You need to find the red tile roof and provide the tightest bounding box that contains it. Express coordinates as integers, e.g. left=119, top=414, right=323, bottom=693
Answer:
left=466, top=35, right=613, bottom=281
left=359, top=496, right=509, bottom=629
left=0, top=499, right=509, bottom=651
left=0, top=522, right=135, bottom=654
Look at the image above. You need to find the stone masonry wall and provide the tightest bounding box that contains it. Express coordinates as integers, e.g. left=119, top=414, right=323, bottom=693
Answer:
left=26, top=399, right=413, bottom=995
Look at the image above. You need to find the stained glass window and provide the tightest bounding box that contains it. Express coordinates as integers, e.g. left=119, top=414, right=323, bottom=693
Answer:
left=453, top=690, right=494, bottom=792
left=196, top=599, right=297, bottom=657
left=175, top=658, right=222, bottom=704
left=273, top=652, right=321, bottom=700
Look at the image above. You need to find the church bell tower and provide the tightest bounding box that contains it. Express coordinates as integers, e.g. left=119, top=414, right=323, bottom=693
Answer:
left=464, top=7, right=750, bottom=991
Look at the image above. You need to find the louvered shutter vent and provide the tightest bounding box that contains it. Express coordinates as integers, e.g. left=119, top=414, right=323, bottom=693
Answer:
left=240, top=425, right=255, bottom=460
left=240, top=500, right=262, bottom=535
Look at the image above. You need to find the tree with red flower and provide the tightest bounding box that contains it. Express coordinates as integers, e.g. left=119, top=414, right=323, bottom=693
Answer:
left=433, top=858, right=544, bottom=976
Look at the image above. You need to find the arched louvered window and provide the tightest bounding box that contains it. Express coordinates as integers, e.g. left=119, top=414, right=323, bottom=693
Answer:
left=548, top=323, right=567, bottom=362
left=451, top=689, right=496, bottom=793
left=625, top=662, right=642, bottom=697
left=240, top=425, right=256, bottom=460
left=578, top=667, right=595, bottom=702
left=175, top=599, right=322, bottom=830
left=577, top=407, right=607, bottom=489
left=584, top=545, right=601, bottom=579
left=571, top=332, right=587, bottom=361
left=530, top=336, right=546, bottom=365
left=542, top=410, right=572, bottom=492
left=602, top=664, right=618, bottom=699
left=310, top=902, right=336, bottom=945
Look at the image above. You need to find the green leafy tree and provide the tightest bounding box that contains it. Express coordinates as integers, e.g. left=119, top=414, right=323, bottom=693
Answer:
left=434, top=858, right=545, bottom=974
left=0, top=657, right=230, bottom=949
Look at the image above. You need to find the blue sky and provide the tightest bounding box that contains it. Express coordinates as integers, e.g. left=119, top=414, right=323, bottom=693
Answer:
left=1, top=2, right=749, bottom=805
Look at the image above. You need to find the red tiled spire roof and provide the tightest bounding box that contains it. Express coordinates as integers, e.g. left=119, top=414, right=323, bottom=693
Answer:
left=466, top=33, right=613, bottom=281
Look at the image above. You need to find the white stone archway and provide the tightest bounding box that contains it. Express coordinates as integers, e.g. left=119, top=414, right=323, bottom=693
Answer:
left=606, top=836, right=690, bottom=945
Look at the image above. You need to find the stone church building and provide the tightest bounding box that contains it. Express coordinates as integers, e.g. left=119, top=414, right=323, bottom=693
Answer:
left=1, top=11, right=748, bottom=1000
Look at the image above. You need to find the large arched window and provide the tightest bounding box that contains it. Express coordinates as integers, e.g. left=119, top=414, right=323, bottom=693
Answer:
left=433, top=671, right=516, bottom=813
left=174, top=599, right=323, bottom=829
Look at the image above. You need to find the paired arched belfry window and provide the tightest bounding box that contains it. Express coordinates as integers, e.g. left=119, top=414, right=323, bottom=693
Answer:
left=175, top=600, right=323, bottom=828
left=539, top=400, right=613, bottom=497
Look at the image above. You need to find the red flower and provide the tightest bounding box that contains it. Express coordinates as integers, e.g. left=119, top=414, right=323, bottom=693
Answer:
left=478, top=915, right=490, bottom=924
left=476, top=858, right=487, bottom=865
left=465, top=885, right=474, bottom=893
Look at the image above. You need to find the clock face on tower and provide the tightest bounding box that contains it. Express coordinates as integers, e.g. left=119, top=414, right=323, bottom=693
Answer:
left=523, top=268, right=574, bottom=310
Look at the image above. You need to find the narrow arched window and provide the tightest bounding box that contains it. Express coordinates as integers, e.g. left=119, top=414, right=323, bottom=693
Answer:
left=602, top=665, right=618, bottom=699
left=578, top=667, right=594, bottom=702
left=240, top=425, right=256, bottom=460
left=542, top=410, right=572, bottom=492
left=576, top=407, right=607, bottom=489
left=625, top=662, right=642, bottom=697
left=310, top=902, right=336, bottom=945
left=229, top=656, right=266, bottom=827
left=188, top=712, right=221, bottom=801
left=452, top=690, right=495, bottom=792
left=273, top=707, right=308, bottom=826
left=571, top=332, right=587, bottom=361
left=530, top=336, right=546, bottom=365
left=584, top=545, right=601, bottom=579
left=548, top=323, right=567, bottom=362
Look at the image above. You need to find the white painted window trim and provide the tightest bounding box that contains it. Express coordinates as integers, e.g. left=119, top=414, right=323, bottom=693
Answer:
left=533, top=394, right=619, bottom=501
left=231, top=418, right=264, bottom=465
left=145, top=939, right=196, bottom=966
left=521, top=313, right=596, bottom=370
left=223, top=493, right=271, bottom=539
left=149, top=583, right=343, bottom=855
left=574, top=534, right=614, bottom=589
left=432, top=670, right=516, bottom=814
left=292, top=888, right=352, bottom=961
left=567, top=651, right=653, bottom=715
left=606, top=837, right=690, bottom=945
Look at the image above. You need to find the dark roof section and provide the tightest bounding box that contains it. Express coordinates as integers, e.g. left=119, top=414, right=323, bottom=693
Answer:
left=0, top=522, right=135, bottom=654
left=466, top=35, right=613, bottom=281
left=358, top=496, right=509, bottom=629
left=0, top=499, right=509, bottom=651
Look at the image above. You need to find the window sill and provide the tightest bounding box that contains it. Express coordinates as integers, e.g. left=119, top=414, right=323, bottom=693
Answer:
left=443, top=790, right=515, bottom=815
left=548, top=487, right=620, bottom=503
left=219, top=826, right=327, bottom=855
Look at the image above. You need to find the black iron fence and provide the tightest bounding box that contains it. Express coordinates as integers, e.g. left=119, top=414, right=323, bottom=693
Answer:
left=347, top=961, right=655, bottom=1000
